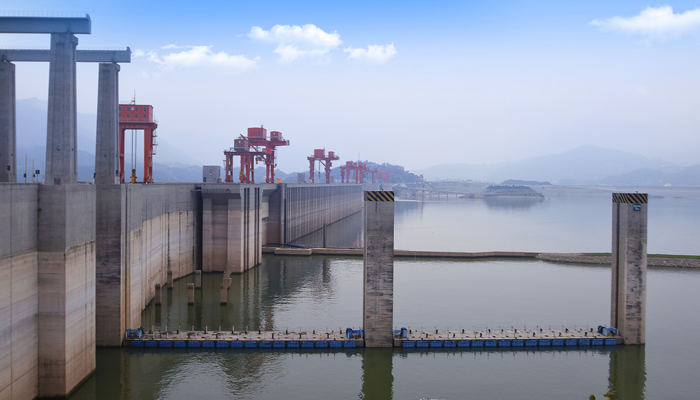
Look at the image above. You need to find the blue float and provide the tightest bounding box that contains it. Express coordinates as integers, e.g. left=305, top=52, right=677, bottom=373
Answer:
left=273, top=341, right=286, bottom=349
left=525, top=339, right=537, bottom=347
left=259, top=341, right=272, bottom=349
left=471, top=340, right=484, bottom=347
left=485, top=340, right=497, bottom=347
left=539, top=339, right=551, bottom=347
left=565, top=339, right=577, bottom=347
left=416, top=341, right=429, bottom=348
left=315, top=341, right=328, bottom=348
left=402, top=341, right=415, bottom=348
left=592, top=338, right=604, bottom=346
left=301, top=341, right=314, bottom=349
left=578, top=339, right=591, bottom=347
left=230, top=341, right=243, bottom=349
left=330, top=341, right=343, bottom=348
left=552, top=339, right=564, bottom=347
left=145, top=340, right=158, bottom=348
left=457, top=340, right=470, bottom=348
left=343, top=341, right=356, bottom=348
left=287, top=341, right=300, bottom=348
left=244, top=342, right=257, bottom=349
left=444, top=340, right=456, bottom=348
left=202, top=341, right=215, bottom=348
left=188, top=341, right=201, bottom=348
left=512, top=340, right=524, bottom=347
left=604, top=338, right=617, bottom=346
left=216, top=341, right=229, bottom=349
left=173, top=341, right=186, bottom=348
left=129, top=340, right=143, bottom=348
left=498, top=340, right=511, bottom=347
left=430, top=340, right=443, bottom=348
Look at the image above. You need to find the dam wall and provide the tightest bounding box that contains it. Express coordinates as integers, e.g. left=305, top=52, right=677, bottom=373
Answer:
left=276, top=184, right=363, bottom=244
left=0, top=183, right=97, bottom=398
left=96, top=183, right=199, bottom=346
left=0, top=184, right=39, bottom=400
left=0, top=181, right=361, bottom=396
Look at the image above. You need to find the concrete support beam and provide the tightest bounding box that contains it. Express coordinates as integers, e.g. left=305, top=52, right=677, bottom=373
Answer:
left=0, top=16, right=91, bottom=34
left=94, top=63, right=120, bottom=185
left=45, top=33, right=78, bottom=184
left=362, top=191, right=394, bottom=347
left=611, top=193, right=648, bottom=345
left=0, top=61, right=15, bottom=182
left=0, top=49, right=131, bottom=63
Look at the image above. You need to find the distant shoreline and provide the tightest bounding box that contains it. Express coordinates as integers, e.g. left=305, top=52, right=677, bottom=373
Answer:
left=263, top=247, right=700, bottom=269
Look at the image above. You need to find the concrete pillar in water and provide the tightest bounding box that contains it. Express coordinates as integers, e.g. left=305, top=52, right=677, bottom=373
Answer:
left=187, top=283, right=195, bottom=304
left=167, top=270, right=173, bottom=288
left=219, top=285, right=228, bottom=304
left=611, top=193, right=648, bottom=345
left=154, top=283, right=162, bottom=305
left=195, top=270, right=202, bottom=288
left=362, top=190, right=394, bottom=348
left=0, top=61, right=16, bottom=182
left=94, top=62, right=120, bottom=184
left=45, top=33, right=78, bottom=184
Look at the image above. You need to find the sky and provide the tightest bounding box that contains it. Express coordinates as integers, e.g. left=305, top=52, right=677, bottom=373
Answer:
left=2, top=0, right=700, bottom=172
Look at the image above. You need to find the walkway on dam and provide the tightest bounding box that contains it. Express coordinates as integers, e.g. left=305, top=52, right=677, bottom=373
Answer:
left=125, top=327, right=620, bottom=350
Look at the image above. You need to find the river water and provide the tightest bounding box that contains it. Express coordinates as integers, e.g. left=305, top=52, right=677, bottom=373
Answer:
left=71, top=187, right=700, bottom=399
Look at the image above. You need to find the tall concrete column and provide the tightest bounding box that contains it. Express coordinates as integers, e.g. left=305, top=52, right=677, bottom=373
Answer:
left=611, top=193, right=648, bottom=345
left=363, top=190, right=394, bottom=347
left=95, top=62, right=120, bottom=184
left=0, top=61, right=15, bottom=182
left=45, top=33, right=78, bottom=184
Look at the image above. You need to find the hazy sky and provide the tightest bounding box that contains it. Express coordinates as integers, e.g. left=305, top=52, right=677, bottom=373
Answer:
left=2, top=1, right=700, bottom=172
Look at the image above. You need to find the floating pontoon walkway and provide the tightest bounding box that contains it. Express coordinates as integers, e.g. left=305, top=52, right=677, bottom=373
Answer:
left=125, top=328, right=621, bottom=350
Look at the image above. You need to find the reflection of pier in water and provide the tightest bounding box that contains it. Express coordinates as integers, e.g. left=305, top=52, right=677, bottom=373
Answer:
left=73, top=345, right=645, bottom=399
left=141, top=255, right=340, bottom=332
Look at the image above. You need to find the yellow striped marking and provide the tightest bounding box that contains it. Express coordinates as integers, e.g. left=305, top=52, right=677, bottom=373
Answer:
left=613, top=193, right=648, bottom=204
left=365, top=191, right=395, bottom=202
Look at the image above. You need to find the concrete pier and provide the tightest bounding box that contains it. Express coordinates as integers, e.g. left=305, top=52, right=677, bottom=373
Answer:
left=195, top=270, right=202, bottom=288
left=167, top=270, right=173, bottom=288
left=219, top=285, right=228, bottom=304
left=611, top=193, right=648, bottom=345
left=187, top=283, right=195, bottom=304
left=94, top=62, right=120, bottom=184
left=362, top=191, right=395, bottom=348
left=37, top=184, right=96, bottom=397
left=0, top=61, right=15, bottom=182
left=45, top=33, right=78, bottom=185
left=154, top=284, right=162, bottom=305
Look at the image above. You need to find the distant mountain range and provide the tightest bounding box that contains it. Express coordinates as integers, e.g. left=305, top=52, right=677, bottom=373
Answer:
left=417, top=145, right=699, bottom=186
left=14, top=98, right=698, bottom=186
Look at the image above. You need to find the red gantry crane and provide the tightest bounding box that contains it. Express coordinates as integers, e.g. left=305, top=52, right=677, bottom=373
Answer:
left=307, top=149, right=339, bottom=184
left=224, top=126, right=289, bottom=183
left=118, top=103, right=158, bottom=183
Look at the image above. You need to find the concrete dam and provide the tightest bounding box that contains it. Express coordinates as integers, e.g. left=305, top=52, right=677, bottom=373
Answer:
left=0, top=182, right=361, bottom=398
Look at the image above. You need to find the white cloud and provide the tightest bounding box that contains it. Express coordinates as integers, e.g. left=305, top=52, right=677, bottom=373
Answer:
left=591, top=6, right=700, bottom=36
left=248, top=24, right=341, bottom=62
left=142, top=45, right=258, bottom=71
left=132, top=49, right=145, bottom=57
left=344, top=43, right=396, bottom=64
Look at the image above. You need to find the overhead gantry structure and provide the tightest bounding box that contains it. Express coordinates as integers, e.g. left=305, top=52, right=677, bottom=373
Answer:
left=0, top=15, right=131, bottom=185
left=224, top=127, right=289, bottom=183
left=307, top=148, right=339, bottom=184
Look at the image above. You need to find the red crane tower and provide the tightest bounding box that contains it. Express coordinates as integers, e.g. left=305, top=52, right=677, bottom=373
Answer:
left=307, top=149, right=340, bottom=184
left=118, top=103, right=158, bottom=183
left=223, top=127, right=289, bottom=183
